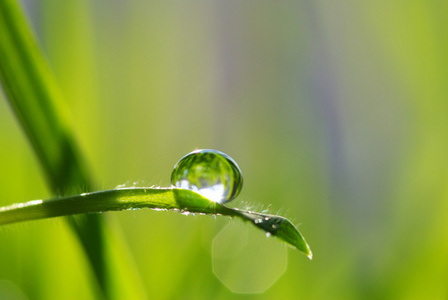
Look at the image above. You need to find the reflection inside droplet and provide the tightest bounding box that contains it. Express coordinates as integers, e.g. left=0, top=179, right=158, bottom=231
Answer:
left=171, top=149, right=243, bottom=203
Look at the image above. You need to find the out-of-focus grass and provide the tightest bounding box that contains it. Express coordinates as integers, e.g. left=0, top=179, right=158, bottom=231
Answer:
left=1, top=0, right=448, bottom=299
left=0, top=0, right=148, bottom=298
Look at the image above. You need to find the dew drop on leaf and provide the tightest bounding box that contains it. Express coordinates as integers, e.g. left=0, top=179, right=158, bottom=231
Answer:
left=171, top=149, right=243, bottom=204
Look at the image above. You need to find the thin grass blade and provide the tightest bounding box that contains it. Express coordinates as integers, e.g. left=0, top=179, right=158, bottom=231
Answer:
left=0, top=1, right=146, bottom=298
left=0, top=187, right=312, bottom=259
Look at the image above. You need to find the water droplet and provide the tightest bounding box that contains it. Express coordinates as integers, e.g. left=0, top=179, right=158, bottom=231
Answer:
left=171, top=149, right=243, bottom=204
left=152, top=208, right=167, bottom=212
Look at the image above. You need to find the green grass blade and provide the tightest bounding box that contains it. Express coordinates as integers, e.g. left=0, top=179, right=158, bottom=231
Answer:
left=236, top=211, right=313, bottom=259
left=0, top=0, right=90, bottom=194
left=0, top=188, right=313, bottom=259
left=0, top=1, right=146, bottom=298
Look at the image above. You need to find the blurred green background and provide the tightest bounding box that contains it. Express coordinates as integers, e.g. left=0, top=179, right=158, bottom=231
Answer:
left=1, top=0, right=448, bottom=299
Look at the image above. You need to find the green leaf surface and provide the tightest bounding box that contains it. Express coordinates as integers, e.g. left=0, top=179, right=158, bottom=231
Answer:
left=0, top=187, right=313, bottom=259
